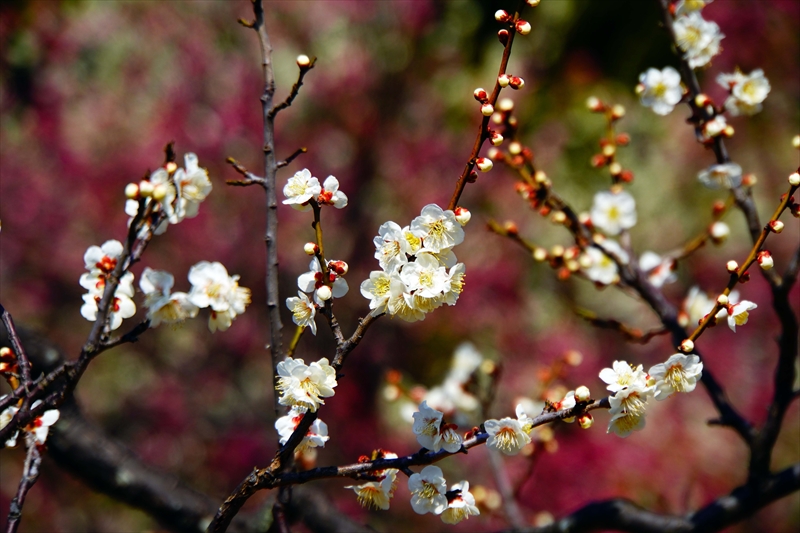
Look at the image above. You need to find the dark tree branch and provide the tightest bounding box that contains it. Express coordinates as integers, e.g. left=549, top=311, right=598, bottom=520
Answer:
left=0, top=304, right=32, bottom=386
left=276, top=147, right=307, bottom=169
left=5, top=437, right=42, bottom=533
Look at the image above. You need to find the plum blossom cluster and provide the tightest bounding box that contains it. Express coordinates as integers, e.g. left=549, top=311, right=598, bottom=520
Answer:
left=484, top=404, right=535, bottom=455
left=600, top=356, right=702, bottom=438
left=345, top=450, right=399, bottom=511
left=80, top=250, right=250, bottom=333
left=680, top=287, right=757, bottom=332
left=361, top=204, right=468, bottom=322
left=1, top=398, right=60, bottom=448
left=79, top=240, right=136, bottom=331
left=717, top=69, right=771, bottom=116
left=282, top=169, right=348, bottom=211
left=125, top=153, right=212, bottom=236
left=673, top=9, right=723, bottom=68
left=408, top=466, right=479, bottom=524
left=275, top=357, right=337, bottom=412
left=412, top=401, right=463, bottom=453
left=275, top=406, right=329, bottom=453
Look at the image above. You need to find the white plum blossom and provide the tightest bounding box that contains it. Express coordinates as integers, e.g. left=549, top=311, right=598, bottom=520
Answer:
left=582, top=240, right=629, bottom=285
left=408, top=465, right=448, bottom=515
left=600, top=361, right=649, bottom=393
left=360, top=271, right=393, bottom=315
left=139, top=268, right=198, bottom=327
left=412, top=401, right=444, bottom=450
left=607, top=385, right=650, bottom=438
left=286, top=291, right=317, bottom=335
left=345, top=451, right=399, bottom=510
left=649, top=354, right=703, bottom=400
left=373, top=222, right=411, bottom=273
left=701, top=114, right=728, bottom=140
left=174, top=153, right=213, bottom=219
left=80, top=276, right=136, bottom=331
left=83, top=240, right=124, bottom=272
left=591, top=190, right=637, bottom=236
left=400, top=253, right=448, bottom=299
left=673, top=12, right=724, bottom=69
left=441, top=263, right=467, bottom=306
left=698, top=162, right=743, bottom=189
left=484, top=404, right=533, bottom=455
left=297, top=258, right=349, bottom=300
left=639, top=251, right=677, bottom=288
left=386, top=278, right=427, bottom=322
left=317, top=175, right=348, bottom=208
left=410, top=204, right=464, bottom=253
left=637, top=67, right=683, bottom=115
left=276, top=357, right=337, bottom=412
left=717, top=69, right=771, bottom=116
left=727, top=300, right=757, bottom=332
left=282, top=169, right=321, bottom=211
left=274, top=407, right=329, bottom=452
left=187, top=261, right=251, bottom=332
left=441, top=481, right=480, bottom=525
left=1, top=399, right=60, bottom=448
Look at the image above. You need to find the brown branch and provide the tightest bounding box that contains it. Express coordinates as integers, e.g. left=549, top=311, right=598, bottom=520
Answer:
left=226, top=157, right=266, bottom=187
left=507, top=462, right=800, bottom=533
left=575, top=308, right=669, bottom=344
left=270, top=61, right=316, bottom=119
left=0, top=305, right=32, bottom=386
left=276, top=147, right=307, bottom=169
left=5, top=437, right=42, bottom=533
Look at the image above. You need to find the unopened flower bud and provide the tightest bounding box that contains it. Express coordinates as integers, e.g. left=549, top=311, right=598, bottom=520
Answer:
left=473, top=88, right=488, bottom=102
left=608, top=163, right=623, bottom=178
left=716, top=294, right=729, bottom=306
left=616, top=133, right=630, bottom=146
left=726, top=260, right=739, bottom=272
left=694, top=93, right=712, bottom=107
left=316, top=285, right=332, bottom=301
left=481, top=103, right=495, bottom=116
left=793, top=135, right=800, bottom=149
left=550, top=245, right=565, bottom=258
left=742, top=173, right=757, bottom=186
left=509, top=76, right=525, bottom=90
left=679, top=339, right=694, bottom=353
left=527, top=0, right=541, bottom=5
left=769, top=220, right=784, bottom=233
left=490, top=131, right=504, bottom=146
left=476, top=157, right=493, bottom=172
left=635, top=83, right=645, bottom=96
left=494, top=9, right=511, bottom=22
left=551, top=211, right=566, bottom=224
left=611, top=104, right=625, bottom=119
left=497, top=74, right=510, bottom=87
left=758, top=251, right=774, bottom=270
left=304, top=242, right=318, bottom=255
left=602, top=144, right=616, bottom=158
left=534, top=170, right=547, bottom=183
left=578, top=414, right=593, bottom=429
left=533, top=247, right=548, bottom=262
left=466, top=170, right=479, bottom=183
left=497, top=98, right=514, bottom=112
left=329, top=260, right=349, bottom=276
left=788, top=172, right=800, bottom=186
left=497, top=29, right=509, bottom=45
left=575, top=386, right=591, bottom=402
left=296, top=54, right=311, bottom=67
left=152, top=183, right=167, bottom=202
left=723, top=125, right=735, bottom=137
left=516, top=20, right=531, bottom=35
left=487, top=147, right=501, bottom=160
left=591, top=154, right=607, bottom=168
left=125, top=183, right=139, bottom=199
left=138, top=180, right=154, bottom=197
left=508, top=141, right=522, bottom=155
left=454, top=206, right=471, bottom=226
left=709, top=221, right=730, bottom=243
left=504, top=221, right=518, bottom=235
left=586, top=96, right=602, bottom=111
left=165, top=162, right=178, bottom=173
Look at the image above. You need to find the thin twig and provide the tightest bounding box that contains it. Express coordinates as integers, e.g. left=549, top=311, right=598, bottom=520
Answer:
left=0, top=305, right=32, bottom=386
left=5, top=437, right=42, bottom=533
left=276, top=147, right=307, bottom=169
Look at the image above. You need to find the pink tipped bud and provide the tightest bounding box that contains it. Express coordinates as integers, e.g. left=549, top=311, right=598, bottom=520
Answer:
left=296, top=54, right=311, bottom=67
left=788, top=172, right=800, bottom=186
left=586, top=96, right=603, bottom=112
left=527, top=0, right=541, bottom=5
left=490, top=131, right=504, bottom=146
left=616, top=133, right=630, bottom=145
left=709, top=221, right=730, bottom=244
left=495, top=10, right=511, bottom=22
left=532, top=247, right=548, bottom=262
left=508, top=141, right=522, bottom=155
left=487, top=147, right=501, bottom=160
left=694, top=94, right=712, bottom=107
left=329, top=260, right=349, bottom=276
left=503, top=221, right=518, bottom=235
left=578, top=414, right=593, bottom=429
left=726, top=260, right=739, bottom=272
left=466, top=170, right=479, bottom=183
left=680, top=339, right=695, bottom=353
left=723, top=125, right=735, bottom=138
left=165, top=162, right=178, bottom=174
left=303, top=242, right=318, bottom=255
left=498, top=74, right=510, bottom=87
left=611, top=104, right=625, bottom=119
left=476, top=157, right=493, bottom=172
left=481, top=103, right=495, bottom=116
left=497, top=29, right=509, bottom=45
left=575, top=386, right=591, bottom=402
left=758, top=251, right=774, bottom=270
left=316, top=285, right=332, bottom=301
left=608, top=162, right=622, bottom=176
left=473, top=88, right=488, bottom=102
left=635, top=83, right=646, bottom=96
left=138, top=180, right=154, bottom=197
left=742, top=173, right=757, bottom=187
left=716, top=294, right=729, bottom=306
left=516, top=20, right=531, bottom=35
left=769, top=220, right=785, bottom=233
left=454, top=206, right=471, bottom=226
left=124, top=183, right=139, bottom=199
left=602, top=144, right=616, bottom=158
left=509, top=76, right=525, bottom=90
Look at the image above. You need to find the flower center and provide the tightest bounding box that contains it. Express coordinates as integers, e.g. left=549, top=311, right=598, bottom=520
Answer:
left=665, top=364, right=688, bottom=391
left=418, top=482, right=439, bottom=500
